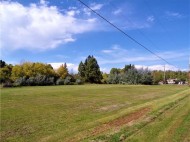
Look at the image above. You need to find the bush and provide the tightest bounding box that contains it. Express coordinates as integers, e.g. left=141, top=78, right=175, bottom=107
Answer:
left=75, top=79, right=83, bottom=85
left=46, top=77, right=55, bottom=85
left=13, top=75, right=55, bottom=86
left=2, top=81, right=13, bottom=87
left=14, top=77, right=27, bottom=86
left=35, top=74, right=46, bottom=86
left=64, top=76, right=71, bottom=85
left=26, top=77, right=35, bottom=86
left=33, top=74, right=54, bottom=86
left=107, top=74, right=121, bottom=84
left=56, top=78, right=65, bottom=85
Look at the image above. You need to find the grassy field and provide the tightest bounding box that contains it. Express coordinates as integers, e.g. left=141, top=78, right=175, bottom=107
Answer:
left=0, top=85, right=190, bottom=142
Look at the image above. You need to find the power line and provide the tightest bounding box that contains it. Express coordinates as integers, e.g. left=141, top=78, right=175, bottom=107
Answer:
left=76, top=0, right=179, bottom=69
left=106, top=1, right=182, bottom=71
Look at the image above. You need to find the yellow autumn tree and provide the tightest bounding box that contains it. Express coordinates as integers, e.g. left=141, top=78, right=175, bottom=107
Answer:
left=11, top=62, right=56, bottom=81
left=57, top=63, right=68, bottom=79
left=11, top=65, right=24, bottom=81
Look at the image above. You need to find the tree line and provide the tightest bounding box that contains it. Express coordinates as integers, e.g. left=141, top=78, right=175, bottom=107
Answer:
left=0, top=56, right=188, bottom=87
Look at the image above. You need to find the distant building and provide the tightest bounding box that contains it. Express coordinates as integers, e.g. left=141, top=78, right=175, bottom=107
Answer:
left=178, top=81, right=184, bottom=85
left=167, top=79, right=177, bottom=84
left=158, top=81, right=164, bottom=85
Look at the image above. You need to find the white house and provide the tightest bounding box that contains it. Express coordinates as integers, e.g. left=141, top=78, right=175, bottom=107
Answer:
left=167, top=79, right=177, bottom=84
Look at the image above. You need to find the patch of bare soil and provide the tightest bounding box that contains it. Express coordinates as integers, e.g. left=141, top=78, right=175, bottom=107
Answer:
left=91, top=107, right=150, bottom=136
left=1, top=126, right=35, bottom=141
left=97, top=104, right=125, bottom=112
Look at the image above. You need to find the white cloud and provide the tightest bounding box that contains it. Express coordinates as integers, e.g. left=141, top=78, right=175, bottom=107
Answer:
left=99, top=45, right=188, bottom=65
left=40, top=0, right=48, bottom=5
left=111, top=44, right=120, bottom=50
left=90, top=3, right=103, bottom=10
left=113, top=8, right=122, bottom=15
left=135, top=64, right=178, bottom=71
left=102, top=50, right=113, bottom=53
left=83, top=8, right=91, bottom=16
left=0, top=1, right=98, bottom=51
left=165, top=11, right=183, bottom=18
left=83, top=3, right=103, bottom=16
left=49, top=62, right=78, bottom=73
left=147, top=16, right=155, bottom=22
left=100, top=67, right=110, bottom=73
left=66, top=10, right=80, bottom=16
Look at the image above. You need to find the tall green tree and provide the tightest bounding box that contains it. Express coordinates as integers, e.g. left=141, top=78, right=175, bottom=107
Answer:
left=0, top=60, right=6, bottom=68
left=152, top=71, right=163, bottom=84
left=122, top=64, right=135, bottom=73
left=79, top=55, right=102, bottom=83
left=139, top=69, right=153, bottom=85
left=101, top=72, right=109, bottom=83
left=110, top=68, right=120, bottom=75
left=78, top=61, right=85, bottom=78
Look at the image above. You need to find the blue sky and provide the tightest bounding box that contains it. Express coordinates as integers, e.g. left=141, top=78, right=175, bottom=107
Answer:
left=1, top=0, right=189, bottom=72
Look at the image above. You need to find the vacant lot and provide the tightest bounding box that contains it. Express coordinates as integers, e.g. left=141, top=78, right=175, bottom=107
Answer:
left=1, top=85, right=190, bottom=142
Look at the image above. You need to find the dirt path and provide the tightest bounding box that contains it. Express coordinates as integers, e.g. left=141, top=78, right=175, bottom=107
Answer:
left=91, top=107, right=150, bottom=136
left=68, top=107, right=150, bottom=142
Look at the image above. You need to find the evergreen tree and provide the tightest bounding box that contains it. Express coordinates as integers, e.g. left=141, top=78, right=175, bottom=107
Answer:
left=78, top=55, right=102, bottom=83
left=0, top=60, right=6, bottom=68
left=110, top=68, right=120, bottom=75
left=78, top=61, right=85, bottom=78
left=122, top=64, right=135, bottom=73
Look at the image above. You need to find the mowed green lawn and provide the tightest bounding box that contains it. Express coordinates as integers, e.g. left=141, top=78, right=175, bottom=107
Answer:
left=0, top=85, right=190, bottom=142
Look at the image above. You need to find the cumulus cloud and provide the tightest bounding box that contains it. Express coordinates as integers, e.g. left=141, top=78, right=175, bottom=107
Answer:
left=0, top=1, right=97, bottom=51
left=135, top=64, right=178, bottom=71
left=40, top=0, right=48, bottom=5
left=83, top=3, right=103, bottom=16
left=49, top=62, right=78, bottom=73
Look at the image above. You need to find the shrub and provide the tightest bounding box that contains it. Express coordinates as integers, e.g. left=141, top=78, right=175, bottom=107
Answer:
left=35, top=74, right=46, bottom=86
left=75, top=79, right=83, bottom=85
left=13, top=75, right=55, bottom=86
left=14, top=77, right=27, bottom=86
left=2, top=81, right=13, bottom=87
left=107, top=74, right=121, bottom=84
left=56, top=78, right=65, bottom=85
left=26, top=77, right=35, bottom=86
left=64, top=76, right=72, bottom=85
left=46, top=77, right=55, bottom=85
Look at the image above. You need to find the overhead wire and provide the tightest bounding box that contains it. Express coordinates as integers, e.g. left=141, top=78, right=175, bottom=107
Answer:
left=107, top=0, right=181, bottom=71
left=142, top=0, right=182, bottom=71
left=76, top=0, right=181, bottom=70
